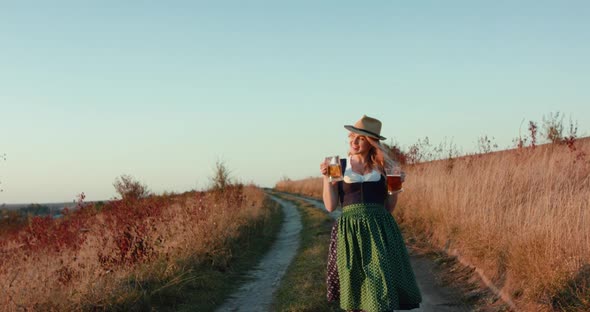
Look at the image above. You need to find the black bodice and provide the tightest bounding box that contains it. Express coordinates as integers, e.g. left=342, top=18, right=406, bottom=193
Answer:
left=340, top=175, right=387, bottom=207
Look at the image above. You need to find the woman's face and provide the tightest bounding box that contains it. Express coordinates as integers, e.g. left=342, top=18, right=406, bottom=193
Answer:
left=348, top=133, right=372, bottom=156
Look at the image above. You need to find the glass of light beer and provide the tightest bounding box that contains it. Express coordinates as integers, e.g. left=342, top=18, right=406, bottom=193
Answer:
left=385, top=164, right=403, bottom=194
left=325, top=156, right=343, bottom=182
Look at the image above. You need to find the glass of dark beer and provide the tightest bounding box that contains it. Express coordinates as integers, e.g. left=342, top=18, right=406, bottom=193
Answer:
left=385, top=164, right=403, bottom=194
left=325, top=156, right=343, bottom=182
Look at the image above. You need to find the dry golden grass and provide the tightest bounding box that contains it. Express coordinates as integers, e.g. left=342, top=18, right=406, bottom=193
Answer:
left=276, top=177, right=322, bottom=199
left=0, top=185, right=270, bottom=311
left=276, top=140, right=590, bottom=311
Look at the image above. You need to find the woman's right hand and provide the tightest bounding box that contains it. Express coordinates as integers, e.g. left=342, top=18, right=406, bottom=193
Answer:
left=320, top=161, right=328, bottom=176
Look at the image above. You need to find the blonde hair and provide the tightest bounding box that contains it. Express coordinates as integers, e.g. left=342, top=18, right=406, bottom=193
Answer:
left=367, top=137, right=394, bottom=174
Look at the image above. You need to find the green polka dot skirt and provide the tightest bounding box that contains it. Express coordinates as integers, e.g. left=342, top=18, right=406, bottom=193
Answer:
left=336, top=203, right=422, bottom=311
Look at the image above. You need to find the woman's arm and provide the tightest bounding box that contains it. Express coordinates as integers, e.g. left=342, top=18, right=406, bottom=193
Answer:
left=322, top=177, right=339, bottom=212
left=385, top=191, right=399, bottom=213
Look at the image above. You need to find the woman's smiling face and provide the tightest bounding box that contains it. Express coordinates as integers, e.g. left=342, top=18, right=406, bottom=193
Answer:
left=348, top=133, right=372, bottom=156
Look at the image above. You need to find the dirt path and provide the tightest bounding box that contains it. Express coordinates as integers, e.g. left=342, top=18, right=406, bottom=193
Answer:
left=215, top=195, right=301, bottom=312
left=217, top=193, right=471, bottom=311
left=295, top=195, right=472, bottom=312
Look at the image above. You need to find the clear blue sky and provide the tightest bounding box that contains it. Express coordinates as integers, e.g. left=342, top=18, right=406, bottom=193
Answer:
left=1, top=1, right=589, bottom=203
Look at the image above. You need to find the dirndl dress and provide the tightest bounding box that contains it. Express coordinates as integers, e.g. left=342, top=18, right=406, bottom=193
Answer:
left=326, top=172, right=422, bottom=311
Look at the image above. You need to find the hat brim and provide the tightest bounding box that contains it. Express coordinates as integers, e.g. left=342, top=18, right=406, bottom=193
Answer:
left=344, top=125, right=386, bottom=140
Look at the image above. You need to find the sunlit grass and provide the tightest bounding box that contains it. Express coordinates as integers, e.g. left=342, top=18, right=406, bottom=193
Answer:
left=0, top=184, right=281, bottom=310
left=276, top=139, right=590, bottom=311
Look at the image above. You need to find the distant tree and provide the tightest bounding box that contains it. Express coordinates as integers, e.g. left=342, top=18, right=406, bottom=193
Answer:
left=21, top=203, right=50, bottom=216
left=113, top=174, right=150, bottom=200
left=210, top=160, right=232, bottom=191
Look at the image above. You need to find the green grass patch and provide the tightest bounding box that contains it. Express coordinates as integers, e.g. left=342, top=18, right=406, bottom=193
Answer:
left=106, top=197, right=284, bottom=312
left=271, top=193, right=341, bottom=312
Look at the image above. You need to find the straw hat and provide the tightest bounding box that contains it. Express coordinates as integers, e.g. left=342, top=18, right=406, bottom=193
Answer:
left=344, top=115, right=386, bottom=141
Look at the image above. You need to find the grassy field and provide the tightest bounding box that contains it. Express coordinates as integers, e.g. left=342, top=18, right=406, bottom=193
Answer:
left=270, top=192, right=341, bottom=312
left=276, top=140, right=590, bottom=311
left=0, top=185, right=283, bottom=311
left=154, top=195, right=283, bottom=312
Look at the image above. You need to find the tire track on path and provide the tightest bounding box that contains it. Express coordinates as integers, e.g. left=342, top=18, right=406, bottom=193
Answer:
left=215, top=195, right=301, bottom=312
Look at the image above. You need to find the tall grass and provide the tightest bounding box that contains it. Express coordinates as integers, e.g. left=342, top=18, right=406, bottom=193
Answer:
left=275, top=140, right=590, bottom=311
left=0, top=184, right=274, bottom=310
left=276, top=177, right=322, bottom=199
left=270, top=193, right=340, bottom=312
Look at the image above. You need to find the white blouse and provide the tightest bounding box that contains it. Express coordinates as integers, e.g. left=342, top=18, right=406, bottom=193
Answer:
left=342, top=158, right=382, bottom=183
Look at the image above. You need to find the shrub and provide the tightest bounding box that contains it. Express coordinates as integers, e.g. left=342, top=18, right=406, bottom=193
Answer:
left=210, top=160, right=232, bottom=191
left=113, top=175, right=150, bottom=200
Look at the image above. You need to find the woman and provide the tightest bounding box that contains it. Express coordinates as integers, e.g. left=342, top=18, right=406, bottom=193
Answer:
left=320, top=115, right=422, bottom=311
